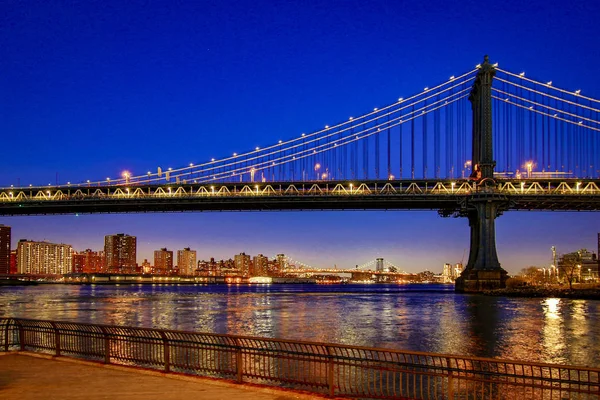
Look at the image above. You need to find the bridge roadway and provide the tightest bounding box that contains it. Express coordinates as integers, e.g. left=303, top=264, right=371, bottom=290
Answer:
left=1, top=178, right=600, bottom=216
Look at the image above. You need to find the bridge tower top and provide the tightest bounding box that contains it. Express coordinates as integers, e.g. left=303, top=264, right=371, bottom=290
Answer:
left=469, top=55, right=496, bottom=182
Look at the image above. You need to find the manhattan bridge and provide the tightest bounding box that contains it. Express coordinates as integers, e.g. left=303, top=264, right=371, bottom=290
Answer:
left=2, top=56, right=600, bottom=292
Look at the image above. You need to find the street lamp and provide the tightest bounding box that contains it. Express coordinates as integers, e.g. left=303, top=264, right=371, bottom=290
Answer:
left=525, top=161, right=534, bottom=178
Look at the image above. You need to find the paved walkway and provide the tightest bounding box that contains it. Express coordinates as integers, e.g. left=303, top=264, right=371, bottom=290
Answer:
left=0, top=353, right=328, bottom=400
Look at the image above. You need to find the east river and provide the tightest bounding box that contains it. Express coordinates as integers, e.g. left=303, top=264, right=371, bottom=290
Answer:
left=1, top=283, right=599, bottom=368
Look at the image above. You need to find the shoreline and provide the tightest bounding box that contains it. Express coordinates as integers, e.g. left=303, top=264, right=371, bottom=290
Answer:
left=483, top=287, right=600, bottom=300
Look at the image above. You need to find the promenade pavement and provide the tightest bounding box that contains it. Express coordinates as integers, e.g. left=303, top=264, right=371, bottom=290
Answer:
left=0, top=352, right=330, bottom=400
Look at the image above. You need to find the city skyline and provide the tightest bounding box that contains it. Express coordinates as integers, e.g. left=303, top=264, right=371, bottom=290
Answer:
left=1, top=221, right=598, bottom=274
left=2, top=1, right=600, bottom=274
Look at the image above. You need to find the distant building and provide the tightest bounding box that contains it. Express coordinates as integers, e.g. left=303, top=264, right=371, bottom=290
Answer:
left=104, top=234, right=137, bottom=273
left=0, top=225, right=10, bottom=274
left=442, top=262, right=463, bottom=283
left=558, top=249, right=598, bottom=281
left=72, top=249, right=105, bottom=274
left=252, top=254, right=268, bottom=276
left=276, top=254, right=288, bottom=272
left=234, top=253, right=251, bottom=276
left=154, top=248, right=174, bottom=274
left=140, top=259, right=151, bottom=274
left=267, top=259, right=281, bottom=276
left=9, top=250, right=17, bottom=274
left=17, top=240, right=73, bottom=275
left=177, top=248, right=197, bottom=276
left=376, top=258, right=384, bottom=272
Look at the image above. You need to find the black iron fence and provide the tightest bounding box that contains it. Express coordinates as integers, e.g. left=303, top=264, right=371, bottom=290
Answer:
left=1, top=318, right=599, bottom=399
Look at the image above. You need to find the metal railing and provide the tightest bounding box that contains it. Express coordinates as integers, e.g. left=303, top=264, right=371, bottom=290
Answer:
left=1, top=317, right=599, bottom=399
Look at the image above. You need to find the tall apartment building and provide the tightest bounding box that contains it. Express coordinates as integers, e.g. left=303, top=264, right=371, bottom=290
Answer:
left=17, top=240, right=73, bottom=275
left=276, top=254, right=288, bottom=272
left=104, top=234, right=136, bottom=273
left=9, top=250, right=17, bottom=274
left=234, top=252, right=251, bottom=276
left=72, top=249, right=105, bottom=274
left=252, top=254, right=268, bottom=276
left=154, top=248, right=174, bottom=274
left=0, top=225, right=10, bottom=274
left=177, top=247, right=197, bottom=276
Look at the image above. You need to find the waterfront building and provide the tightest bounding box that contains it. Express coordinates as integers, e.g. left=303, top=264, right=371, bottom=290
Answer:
left=9, top=250, right=17, bottom=274
left=141, top=259, right=151, bottom=274
left=558, top=249, right=598, bottom=282
left=442, top=263, right=463, bottom=283
left=376, top=258, right=384, bottom=272
left=234, top=252, right=251, bottom=276
left=0, top=224, right=10, bottom=274
left=177, top=248, right=197, bottom=276
left=442, top=263, right=453, bottom=283
left=267, top=259, right=280, bottom=276
left=17, top=240, right=73, bottom=275
left=154, top=248, right=174, bottom=274
left=252, top=254, right=268, bottom=276
left=276, top=254, right=288, bottom=272
left=104, top=234, right=137, bottom=273
left=454, top=263, right=463, bottom=278
left=72, top=249, right=105, bottom=274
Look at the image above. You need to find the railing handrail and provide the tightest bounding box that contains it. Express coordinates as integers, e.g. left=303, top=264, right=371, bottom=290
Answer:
left=3, top=317, right=599, bottom=373
left=3, top=317, right=599, bottom=399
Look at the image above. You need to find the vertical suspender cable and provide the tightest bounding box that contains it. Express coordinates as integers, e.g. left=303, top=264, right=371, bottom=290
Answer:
left=399, top=118, right=403, bottom=178
left=411, top=105, right=415, bottom=179
left=423, top=99, right=428, bottom=178
left=434, top=95, right=440, bottom=178
left=375, top=118, right=380, bottom=179
left=387, top=113, right=391, bottom=179
left=444, top=95, right=454, bottom=178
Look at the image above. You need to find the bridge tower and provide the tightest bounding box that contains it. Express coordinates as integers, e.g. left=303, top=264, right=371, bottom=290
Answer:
left=455, top=56, right=508, bottom=293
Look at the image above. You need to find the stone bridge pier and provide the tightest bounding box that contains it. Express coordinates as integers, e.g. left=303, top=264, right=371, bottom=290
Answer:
left=455, top=56, right=508, bottom=293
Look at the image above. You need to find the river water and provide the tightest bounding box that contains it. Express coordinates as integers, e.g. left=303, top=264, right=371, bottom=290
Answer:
left=0, top=283, right=598, bottom=368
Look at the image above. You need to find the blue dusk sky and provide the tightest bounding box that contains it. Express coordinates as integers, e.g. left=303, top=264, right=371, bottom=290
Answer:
left=1, top=0, right=599, bottom=273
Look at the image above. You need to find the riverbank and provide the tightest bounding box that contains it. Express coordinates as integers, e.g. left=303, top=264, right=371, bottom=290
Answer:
left=483, top=286, right=600, bottom=299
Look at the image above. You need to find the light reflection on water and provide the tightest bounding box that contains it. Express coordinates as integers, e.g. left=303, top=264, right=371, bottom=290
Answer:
left=1, top=283, right=599, bottom=367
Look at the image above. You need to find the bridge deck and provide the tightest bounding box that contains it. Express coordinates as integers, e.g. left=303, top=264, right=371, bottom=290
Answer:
left=1, top=179, right=600, bottom=215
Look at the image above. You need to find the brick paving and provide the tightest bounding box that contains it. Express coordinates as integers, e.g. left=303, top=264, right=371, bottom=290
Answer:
left=0, top=353, right=328, bottom=400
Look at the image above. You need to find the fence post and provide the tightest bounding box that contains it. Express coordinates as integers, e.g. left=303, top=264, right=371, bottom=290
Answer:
left=446, top=357, right=454, bottom=400
left=234, top=337, right=243, bottom=383
left=51, top=322, right=60, bottom=356
left=160, top=331, right=170, bottom=373
left=100, top=326, right=110, bottom=364
left=327, top=346, right=335, bottom=397
left=4, top=319, right=10, bottom=352
left=18, top=320, right=24, bottom=351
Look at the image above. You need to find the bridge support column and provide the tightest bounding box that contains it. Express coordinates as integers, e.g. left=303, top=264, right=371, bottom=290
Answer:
left=455, top=55, right=507, bottom=293
left=455, top=195, right=508, bottom=292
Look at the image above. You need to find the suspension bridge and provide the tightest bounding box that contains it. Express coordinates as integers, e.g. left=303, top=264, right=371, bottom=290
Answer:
left=2, top=56, right=600, bottom=292
left=282, top=257, right=410, bottom=277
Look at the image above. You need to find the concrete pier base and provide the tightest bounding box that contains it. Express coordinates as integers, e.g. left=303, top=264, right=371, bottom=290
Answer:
left=455, top=269, right=508, bottom=293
